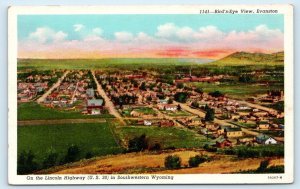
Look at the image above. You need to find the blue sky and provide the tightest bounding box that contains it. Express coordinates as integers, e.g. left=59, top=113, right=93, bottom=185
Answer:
left=18, top=14, right=284, bottom=40
left=17, top=14, right=284, bottom=59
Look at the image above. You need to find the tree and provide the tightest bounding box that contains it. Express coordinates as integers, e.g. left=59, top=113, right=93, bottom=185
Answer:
left=195, top=87, right=204, bottom=94
left=177, top=104, right=182, bottom=111
left=168, top=98, right=173, bottom=104
left=164, top=155, right=181, bottom=169
left=205, top=108, right=215, bottom=121
left=256, top=159, right=270, bottom=173
left=188, top=155, right=207, bottom=167
left=174, top=92, right=189, bottom=103
left=139, top=82, right=147, bottom=91
left=42, top=149, right=58, bottom=169
left=128, top=134, right=148, bottom=152
left=209, top=91, right=224, bottom=98
left=17, top=150, right=39, bottom=174
left=191, top=101, right=199, bottom=108
left=150, top=143, right=161, bottom=151
left=85, top=152, right=93, bottom=159
left=176, top=82, right=184, bottom=89
left=63, top=145, right=80, bottom=163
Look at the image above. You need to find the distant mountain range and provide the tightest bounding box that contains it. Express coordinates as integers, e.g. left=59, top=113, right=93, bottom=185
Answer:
left=208, top=51, right=284, bottom=66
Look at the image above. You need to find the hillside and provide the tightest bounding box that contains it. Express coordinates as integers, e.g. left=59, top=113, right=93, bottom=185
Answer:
left=36, top=150, right=283, bottom=174
left=208, top=51, right=284, bottom=66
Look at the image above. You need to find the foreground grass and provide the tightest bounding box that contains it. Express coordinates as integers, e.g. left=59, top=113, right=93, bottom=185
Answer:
left=18, top=123, right=123, bottom=166
left=18, top=102, right=114, bottom=120
left=120, top=126, right=210, bottom=149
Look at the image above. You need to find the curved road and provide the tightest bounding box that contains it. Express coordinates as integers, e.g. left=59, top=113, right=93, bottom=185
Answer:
left=91, top=71, right=126, bottom=125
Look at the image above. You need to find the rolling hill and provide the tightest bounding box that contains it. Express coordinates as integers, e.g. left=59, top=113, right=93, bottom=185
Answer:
left=208, top=51, right=284, bottom=66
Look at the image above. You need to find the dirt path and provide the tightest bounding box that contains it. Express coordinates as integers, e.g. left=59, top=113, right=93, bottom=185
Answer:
left=18, top=118, right=107, bottom=126
left=91, top=71, right=126, bottom=125
left=36, top=70, right=69, bottom=103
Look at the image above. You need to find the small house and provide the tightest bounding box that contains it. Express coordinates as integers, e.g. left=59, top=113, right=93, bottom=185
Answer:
left=225, top=127, right=243, bottom=138
left=87, top=99, right=104, bottom=115
left=255, top=134, right=278, bottom=145
left=144, top=120, right=152, bottom=126
left=159, top=120, right=175, bottom=127
left=257, top=121, right=269, bottom=130
left=216, top=137, right=232, bottom=148
left=130, top=110, right=143, bottom=117
left=217, top=125, right=231, bottom=135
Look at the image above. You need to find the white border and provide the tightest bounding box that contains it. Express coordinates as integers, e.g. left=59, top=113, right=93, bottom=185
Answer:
left=8, top=5, right=294, bottom=185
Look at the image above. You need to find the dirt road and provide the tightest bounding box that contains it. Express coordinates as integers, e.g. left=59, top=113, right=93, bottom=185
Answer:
left=36, top=71, right=69, bottom=103
left=91, top=71, right=126, bottom=125
left=237, top=100, right=278, bottom=114
left=176, top=102, right=260, bottom=136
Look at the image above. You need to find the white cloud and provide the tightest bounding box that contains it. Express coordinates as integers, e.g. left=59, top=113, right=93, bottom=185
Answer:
left=73, top=24, right=85, bottom=32
left=155, top=23, right=224, bottom=42
left=92, top=27, right=103, bottom=35
left=28, top=27, right=67, bottom=43
left=114, top=31, right=134, bottom=42
left=156, top=23, right=177, bottom=38
left=195, top=25, right=224, bottom=40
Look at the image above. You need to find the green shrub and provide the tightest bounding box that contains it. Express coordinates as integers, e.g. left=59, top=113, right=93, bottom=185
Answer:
left=42, top=149, right=58, bottom=169
left=63, top=145, right=81, bottom=163
left=128, top=134, right=148, bottom=152
left=188, top=155, right=207, bottom=167
left=165, top=155, right=181, bottom=169
left=256, top=159, right=270, bottom=172
left=17, top=150, right=39, bottom=174
left=85, top=151, right=94, bottom=159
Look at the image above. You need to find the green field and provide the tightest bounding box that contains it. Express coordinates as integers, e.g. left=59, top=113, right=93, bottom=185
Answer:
left=190, top=82, right=283, bottom=100
left=18, top=58, right=198, bottom=71
left=120, top=126, right=210, bottom=149
left=18, top=123, right=123, bottom=166
left=161, top=110, right=191, bottom=117
left=18, top=102, right=114, bottom=120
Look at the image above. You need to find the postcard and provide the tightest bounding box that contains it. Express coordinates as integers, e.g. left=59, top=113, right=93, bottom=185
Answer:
left=8, top=5, right=293, bottom=184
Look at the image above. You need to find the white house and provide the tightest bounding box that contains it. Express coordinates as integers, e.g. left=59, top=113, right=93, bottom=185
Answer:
left=256, top=134, right=278, bottom=145
left=264, top=137, right=278, bottom=145
left=144, top=120, right=152, bottom=126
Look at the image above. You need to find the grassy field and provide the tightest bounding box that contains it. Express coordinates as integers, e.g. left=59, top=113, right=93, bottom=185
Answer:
left=18, top=123, right=123, bottom=166
left=18, top=102, right=114, bottom=120
left=122, top=107, right=157, bottom=117
left=161, top=110, right=191, bottom=117
left=190, top=82, right=284, bottom=100
left=120, top=126, right=211, bottom=149
left=18, top=58, right=198, bottom=71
